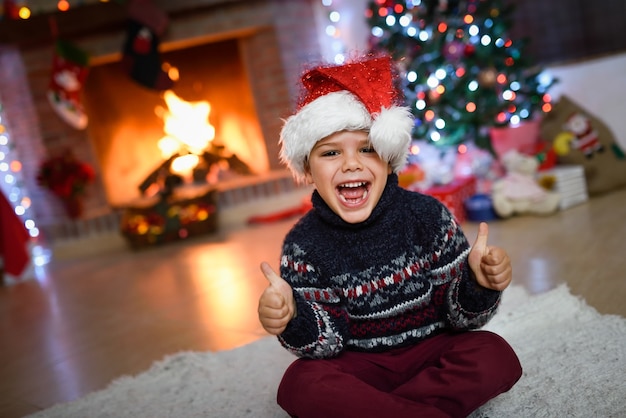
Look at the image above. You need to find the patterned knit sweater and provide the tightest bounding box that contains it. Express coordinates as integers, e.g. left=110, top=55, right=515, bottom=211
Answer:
left=277, top=174, right=502, bottom=359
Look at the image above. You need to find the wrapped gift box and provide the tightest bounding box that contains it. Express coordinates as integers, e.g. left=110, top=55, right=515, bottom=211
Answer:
left=418, top=177, right=477, bottom=223
left=538, top=165, right=588, bottom=210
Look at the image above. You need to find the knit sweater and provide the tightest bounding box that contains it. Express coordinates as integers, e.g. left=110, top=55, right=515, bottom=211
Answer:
left=277, top=174, right=502, bottom=359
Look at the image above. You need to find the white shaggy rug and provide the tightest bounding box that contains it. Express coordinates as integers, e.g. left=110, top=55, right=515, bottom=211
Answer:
left=29, top=284, right=626, bottom=418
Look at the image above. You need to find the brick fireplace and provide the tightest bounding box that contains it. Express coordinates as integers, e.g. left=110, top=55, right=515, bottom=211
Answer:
left=0, top=0, right=324, bottom=244
left=85, top=37, right=272, bottom=207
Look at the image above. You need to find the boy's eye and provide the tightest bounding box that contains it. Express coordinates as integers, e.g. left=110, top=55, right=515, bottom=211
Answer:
left=321, top=150, right=339, bottom=157
left=361, top=147, right=376, bottom=153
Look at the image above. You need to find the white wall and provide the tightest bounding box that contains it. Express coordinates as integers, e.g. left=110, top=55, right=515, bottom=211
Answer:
left=544, top=52, right=626, bottom=148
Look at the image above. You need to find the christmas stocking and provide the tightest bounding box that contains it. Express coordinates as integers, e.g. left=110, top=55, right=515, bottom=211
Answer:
left=120, top=0, right=174, bottom=91
left=47, top=39, right=90, bottom=130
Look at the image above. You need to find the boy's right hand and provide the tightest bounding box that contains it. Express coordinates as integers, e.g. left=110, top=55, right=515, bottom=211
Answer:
left=258, top=262, right=296, bottom=335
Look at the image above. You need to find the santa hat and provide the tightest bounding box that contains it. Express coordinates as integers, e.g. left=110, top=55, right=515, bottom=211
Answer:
left=279, top=55, right=414, bottom=182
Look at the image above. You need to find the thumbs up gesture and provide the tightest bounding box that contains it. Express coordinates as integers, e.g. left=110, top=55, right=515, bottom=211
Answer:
left=258, top=262, right=296, bottom=335
left=468, top=222, right=512, bottom=291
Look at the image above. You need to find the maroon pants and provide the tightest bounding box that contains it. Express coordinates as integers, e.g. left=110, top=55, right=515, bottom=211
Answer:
left=277, top=331, right=522, bottom=418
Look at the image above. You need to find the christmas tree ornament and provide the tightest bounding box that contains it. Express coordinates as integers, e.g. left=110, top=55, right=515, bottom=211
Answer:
left=428, top=89, right=441, bottom=103
left=121, top=0, right=174, bottom=91
left=478, top=67, right=497, bottom=87
left=463, top=43, right=476, bottom=57
left=47, top=39, right=90, bottom=130
left=443, top=40, right=465, bottom=62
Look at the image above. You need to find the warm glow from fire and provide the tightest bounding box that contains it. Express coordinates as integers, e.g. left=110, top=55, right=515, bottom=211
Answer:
left=156, top=91, right=216, bottom=179
left=170, top=154, right=200, bottom=175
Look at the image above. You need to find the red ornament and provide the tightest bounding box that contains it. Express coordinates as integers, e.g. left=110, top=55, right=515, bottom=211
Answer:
left=464, top=44, right=476, bottom=57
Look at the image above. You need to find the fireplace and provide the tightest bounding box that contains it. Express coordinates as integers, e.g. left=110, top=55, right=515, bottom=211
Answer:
left=2, top=0, right=324, bottom=243
left=84, top=38, right=269, bottom=207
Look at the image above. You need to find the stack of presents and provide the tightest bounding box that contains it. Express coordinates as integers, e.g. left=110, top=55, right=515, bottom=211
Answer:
left=400, top=95, right=626, bottom=223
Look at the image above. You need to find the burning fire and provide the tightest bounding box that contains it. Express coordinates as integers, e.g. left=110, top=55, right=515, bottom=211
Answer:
left=155, top=91, right=215, bottom=180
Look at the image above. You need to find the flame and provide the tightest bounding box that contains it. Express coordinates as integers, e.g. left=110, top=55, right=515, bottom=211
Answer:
left=156, top=91, right=215, bottom=179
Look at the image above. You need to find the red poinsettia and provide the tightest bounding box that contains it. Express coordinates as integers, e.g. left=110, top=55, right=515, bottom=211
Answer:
left=36, top=149, right=95, bottom=199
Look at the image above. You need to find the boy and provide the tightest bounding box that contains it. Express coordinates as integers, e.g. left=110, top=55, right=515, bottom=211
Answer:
left=258, top=55, right=521, bottom=418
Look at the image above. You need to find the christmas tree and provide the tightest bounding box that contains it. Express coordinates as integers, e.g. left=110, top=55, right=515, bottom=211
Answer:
left=366, top=0, right=555, bottom=153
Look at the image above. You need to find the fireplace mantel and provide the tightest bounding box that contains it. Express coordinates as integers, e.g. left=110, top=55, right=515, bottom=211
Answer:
left=0, top=0, right=248, bottom=49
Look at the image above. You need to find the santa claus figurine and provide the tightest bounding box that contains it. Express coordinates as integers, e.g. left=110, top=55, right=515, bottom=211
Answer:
left=563, top=112, right=604, bottom=158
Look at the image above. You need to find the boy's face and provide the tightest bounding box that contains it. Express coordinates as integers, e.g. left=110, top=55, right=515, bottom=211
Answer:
left=304, top=130, right=391, bottom=224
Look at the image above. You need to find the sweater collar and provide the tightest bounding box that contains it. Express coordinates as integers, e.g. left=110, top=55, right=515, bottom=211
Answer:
left=311, top=173, right=400, bottom=229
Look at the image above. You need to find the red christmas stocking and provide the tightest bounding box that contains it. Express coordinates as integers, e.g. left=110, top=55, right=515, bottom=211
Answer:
left=120, top=0, right=175, bottom=91
left=47, top=39, right=89, bottom=130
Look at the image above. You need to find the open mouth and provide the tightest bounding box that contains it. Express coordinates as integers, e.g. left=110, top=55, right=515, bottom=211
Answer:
left=337, top=181, right=370, bottom=204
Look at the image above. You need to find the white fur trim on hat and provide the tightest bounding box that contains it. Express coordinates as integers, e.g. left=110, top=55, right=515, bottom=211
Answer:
left=280, top=90, right=413, bottom=182
left=370, top=105, right=414, bottom=174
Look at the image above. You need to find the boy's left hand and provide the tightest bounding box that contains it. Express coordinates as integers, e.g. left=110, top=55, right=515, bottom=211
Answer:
left=468, top=222, right=512, bottom=291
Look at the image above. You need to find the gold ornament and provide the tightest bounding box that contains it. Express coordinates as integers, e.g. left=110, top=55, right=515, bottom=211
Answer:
left=478, top=67, right=497, bottom=87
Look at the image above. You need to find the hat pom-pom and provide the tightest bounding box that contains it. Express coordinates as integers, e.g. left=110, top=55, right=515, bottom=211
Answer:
left=370, top=106, right=414, bottom=172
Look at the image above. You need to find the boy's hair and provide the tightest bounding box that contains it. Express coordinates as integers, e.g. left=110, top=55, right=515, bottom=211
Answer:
left=279, top=55, right=415, bottom=183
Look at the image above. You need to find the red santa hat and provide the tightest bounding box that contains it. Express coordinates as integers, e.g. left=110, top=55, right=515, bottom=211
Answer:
left=279, top=55, right=414, bottom=182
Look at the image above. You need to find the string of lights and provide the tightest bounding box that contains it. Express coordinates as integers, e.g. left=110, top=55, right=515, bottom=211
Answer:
left=319, top=0, right=348, bottom=64
left=366, top=0, right=556, bottom=150
left=0, top=103, right=39, bottom=239
left=1, top=0, right=112, bottom=20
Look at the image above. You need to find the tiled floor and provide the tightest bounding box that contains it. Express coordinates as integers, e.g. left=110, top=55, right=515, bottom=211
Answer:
left=1, top=186, right=625, bottom=417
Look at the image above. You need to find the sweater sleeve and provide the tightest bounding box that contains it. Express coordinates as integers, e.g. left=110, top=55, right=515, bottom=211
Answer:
left=276, top=241, right=350, bottom=359
left=426, top=207, right=501, bottom=330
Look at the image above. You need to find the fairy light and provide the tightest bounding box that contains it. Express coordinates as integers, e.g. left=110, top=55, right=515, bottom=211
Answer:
left=321, top=0, right=352, bottom=64
left=57, top=0, right=70, bottom=12
left=18, top=7, right=31, bottom=19
left=4, top=0, right=114, bottom=19
left=0, top=103, right=40, bottom=240
left=399, top=14, right=412, bottom=27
